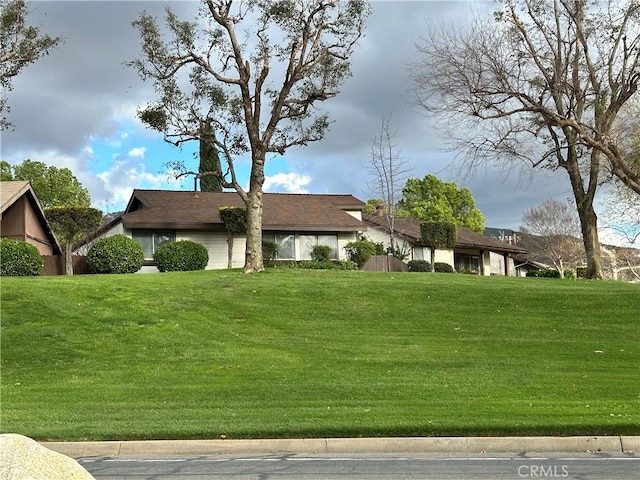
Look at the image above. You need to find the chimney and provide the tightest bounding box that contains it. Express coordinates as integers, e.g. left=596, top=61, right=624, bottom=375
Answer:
left=375, top=204, right=384, bottom=217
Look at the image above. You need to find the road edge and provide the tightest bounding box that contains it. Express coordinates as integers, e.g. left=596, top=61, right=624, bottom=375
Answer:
left=39, top=436, right=640, bottom=458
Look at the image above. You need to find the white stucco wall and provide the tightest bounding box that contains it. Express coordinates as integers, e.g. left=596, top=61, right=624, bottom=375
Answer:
left=179, top=231, right=245, bottom=270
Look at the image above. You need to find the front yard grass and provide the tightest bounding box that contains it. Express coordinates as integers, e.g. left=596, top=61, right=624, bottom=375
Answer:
left=0, top=269, right=638, bottom=441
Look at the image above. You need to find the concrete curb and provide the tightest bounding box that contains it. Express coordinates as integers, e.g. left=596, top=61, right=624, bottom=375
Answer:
left=40, top=436, right=639, bottom=458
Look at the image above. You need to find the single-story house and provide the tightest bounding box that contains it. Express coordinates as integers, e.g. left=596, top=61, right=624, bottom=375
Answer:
left=0, top=181, right=62, bottom=255
left=78, top=189, right=367, bottom=272
left=362, top=209, right=527, bottom=276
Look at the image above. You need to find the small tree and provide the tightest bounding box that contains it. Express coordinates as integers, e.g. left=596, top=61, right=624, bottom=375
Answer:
left=398, top=175, right=485, bottom=233
left=519, top=199, right=584, bottom=279
left=420, top=222, right=457, bottom=273
left=366, top=111, right=413, bottom=252
left=45, top=207, right=102, bottom=275
left=218, top=206, right=247, bottom=269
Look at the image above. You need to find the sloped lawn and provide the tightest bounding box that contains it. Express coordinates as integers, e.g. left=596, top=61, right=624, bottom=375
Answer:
left=1, top=269, right=638, bottom=441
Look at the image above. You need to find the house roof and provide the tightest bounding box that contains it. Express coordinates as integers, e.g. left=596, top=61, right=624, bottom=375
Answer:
left=1, top=181, right=32, bottom=213
left=121, top=189, right=367, bottom=232
left=363, top=213, right=527, bottom=255
left=1, top=181, right=62, bottom=254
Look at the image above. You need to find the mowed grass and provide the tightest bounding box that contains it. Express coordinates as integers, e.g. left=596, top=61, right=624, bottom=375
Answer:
left=0, top=269, right=638, bottom=441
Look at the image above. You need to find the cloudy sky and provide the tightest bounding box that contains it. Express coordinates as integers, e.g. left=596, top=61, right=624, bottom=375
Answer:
left=2, top=0, right=603, bottom=234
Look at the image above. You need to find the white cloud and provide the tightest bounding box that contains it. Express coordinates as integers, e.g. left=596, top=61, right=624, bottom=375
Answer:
left=127, top=147, right=147, bottom=158
left=263, top=172, right=311, bottom=193
left=95, top=159, right=186, bottom=213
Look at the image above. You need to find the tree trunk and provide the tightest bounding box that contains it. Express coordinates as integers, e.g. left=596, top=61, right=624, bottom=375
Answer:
left=430, top=247, right=435, bottom=273
left=227, top=232, right=233, bottom=269
left=575, top=199, right=602, bottom=279
left=64, top=240, right=73, bottom=275
left=244, top=191, right=264, bottom=273
left=243, top=154, right=266, bottom=273
left=564, top=142, right=603, bottom=280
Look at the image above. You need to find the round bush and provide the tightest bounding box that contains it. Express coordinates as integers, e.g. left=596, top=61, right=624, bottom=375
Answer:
left=407, top=260, right=431, bottom=272
left=0, top=238, right=42, bottom=276
left=154, top=240, right=209, bottom=272
left=434, top=262, right=455, bottom=273
left=87, top=234, right=144, bottom=274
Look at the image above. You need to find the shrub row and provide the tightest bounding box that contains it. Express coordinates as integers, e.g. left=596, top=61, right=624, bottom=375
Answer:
left=277, top=260, right=358, bottom=271
left=86, top=235, right=208, bottom=274
left=407, top=260, right=456, bottom=273
left=526, top=268, right=561, bottom=278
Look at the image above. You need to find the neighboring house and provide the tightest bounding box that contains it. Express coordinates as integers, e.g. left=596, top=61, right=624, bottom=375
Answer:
left=512, top=257, right=549, bottom=277
left=78, top=189, right=367, bottom=272
left=363, top=211, right=527, bottom=276
left=0, top=181, right=62, bottom=255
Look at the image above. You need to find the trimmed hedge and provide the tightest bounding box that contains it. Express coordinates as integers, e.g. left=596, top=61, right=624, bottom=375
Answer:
left=280, top=260, right=358, bottom=270
left=154, top=240, right=209, bottom=272
left=0, top=238, right=43, bottom=276
left=420, top=222, right=457, bottom=249
left=407, top=260, right=431, bottom=272
left=526, top=268, right=561, bottom=278
left=86, top=234, right=144, bottom=274
left=434, top=262, right=455, bottom=273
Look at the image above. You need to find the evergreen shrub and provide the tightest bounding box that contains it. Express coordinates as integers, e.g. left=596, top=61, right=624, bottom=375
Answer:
left=526, top=268, right=561, bottom=278
left=87, top=234, right=144, bottom=274
left=434, top=262, right=455, bottom=273
left=311, top=245, right=332, bottom=262
left=262, top=240, right=279, bottom=266
left=0, top=238, right=43, bottom=276
left=407, top=260, right=431, bottom=272
left=154, top=240, right=209, bottom=272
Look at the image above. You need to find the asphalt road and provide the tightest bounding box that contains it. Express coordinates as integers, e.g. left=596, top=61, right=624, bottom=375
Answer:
left=79, top=453, right=640, bottom=480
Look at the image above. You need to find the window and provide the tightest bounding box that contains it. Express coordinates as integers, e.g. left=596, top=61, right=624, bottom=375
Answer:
left=263, top=232, right=295, bottom=260
left=132, top=230, right=175, bottom=259
left=300, top=234, right=338, bottom=260
left=455, top=253, right=480, bottom=273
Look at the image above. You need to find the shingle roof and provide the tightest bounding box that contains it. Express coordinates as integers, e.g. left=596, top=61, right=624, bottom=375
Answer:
left=363, top=213, right=527, bottom=255
left=1, top=181, right=31, bottom=212
left=122, top=190, right=367, bottom=232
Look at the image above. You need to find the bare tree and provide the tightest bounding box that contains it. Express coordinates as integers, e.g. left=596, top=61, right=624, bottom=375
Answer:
left=601, top=181, right=640, bottom=245
left=520, top=199, right=584, bottom=278
left=601, top=244, right=640, bottom=282
left=129, top=0, right=370, bottom=273
left=410, top=0, right=640, bottom=278
left=366, top=111, right=413, bottom=253
left=1, top=0, right=61, bottom=129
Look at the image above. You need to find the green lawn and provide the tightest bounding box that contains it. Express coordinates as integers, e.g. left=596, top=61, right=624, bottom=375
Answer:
left=0, top=269, right=638, bottom=441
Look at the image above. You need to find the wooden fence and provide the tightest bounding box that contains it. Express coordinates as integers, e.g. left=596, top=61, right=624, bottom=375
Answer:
left=361, top=255, right=409, bottom=272
left=42, top=256, right=90, bottom=276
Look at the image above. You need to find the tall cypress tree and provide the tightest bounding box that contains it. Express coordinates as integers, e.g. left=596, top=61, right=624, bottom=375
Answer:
left=198, top=118, right=222, bottom=192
